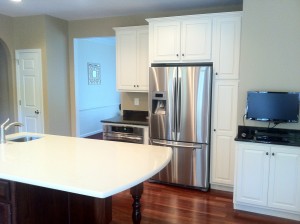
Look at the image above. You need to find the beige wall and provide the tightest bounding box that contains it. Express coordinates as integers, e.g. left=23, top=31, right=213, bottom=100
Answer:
left=239, top=0, right=300, bottom=129
left=0, top=14, right=16, bottom=122
left=13, top=15, right=70, bottom=135
left=45, top=16, right=70, bottom=135
left=68, top=5, right=242, bottom=135
left=121, top=93, right=148, bottom=111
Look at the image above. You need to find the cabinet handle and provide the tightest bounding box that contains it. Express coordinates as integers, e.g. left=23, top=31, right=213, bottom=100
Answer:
left=266, top=152, right=269, bottom=155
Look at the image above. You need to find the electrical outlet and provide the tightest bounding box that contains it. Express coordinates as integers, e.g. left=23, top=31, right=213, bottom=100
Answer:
left=134, top=98, right=139, bottom=106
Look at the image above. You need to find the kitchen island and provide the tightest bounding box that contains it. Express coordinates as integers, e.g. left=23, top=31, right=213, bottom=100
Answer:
left=0, top=133, right=172, bottom=224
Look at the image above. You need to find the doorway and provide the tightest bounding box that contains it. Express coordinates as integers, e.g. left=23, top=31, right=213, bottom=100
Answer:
left=74, top=37, right=120, bottom=137
left=0, top=40, right=12, bottom=125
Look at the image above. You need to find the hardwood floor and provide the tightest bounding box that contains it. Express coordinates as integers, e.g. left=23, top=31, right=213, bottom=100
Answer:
left=111, top=182, right=299, bottom=224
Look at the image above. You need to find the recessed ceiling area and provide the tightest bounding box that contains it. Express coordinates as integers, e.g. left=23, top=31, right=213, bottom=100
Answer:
left=0, top=0, right=242, bottom=21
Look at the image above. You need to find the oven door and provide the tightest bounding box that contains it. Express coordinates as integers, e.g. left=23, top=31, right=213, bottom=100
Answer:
left=103, top=132, right=143, bottom=144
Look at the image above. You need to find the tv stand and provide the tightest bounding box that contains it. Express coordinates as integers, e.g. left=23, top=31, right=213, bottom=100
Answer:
left=235, top=125, right=300, bottom=146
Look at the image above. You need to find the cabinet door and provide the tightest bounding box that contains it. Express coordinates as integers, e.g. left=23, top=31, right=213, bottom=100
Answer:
left=136, top=29, right=149, bottom=91
left=268, top=146, right=300, bottom=212
left=152, top=21, right=181, bottom=62
left=0, top=202, right=11, bottom=224
left=116, top=30, right=137, bottom=91
left=211, top=80, right=238, bottom=186
left=235, top=143, right=270, bottom=206
left=181, top=18, right=212, bottom=61
left=213, top=13, right=241, bottom=79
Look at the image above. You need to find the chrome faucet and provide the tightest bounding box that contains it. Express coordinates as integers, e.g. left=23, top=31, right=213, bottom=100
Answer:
left=0, top=118, right=23, bottom=144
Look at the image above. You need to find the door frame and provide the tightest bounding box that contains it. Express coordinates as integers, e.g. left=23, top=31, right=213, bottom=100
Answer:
left=15, top=49, right=45, bottom=133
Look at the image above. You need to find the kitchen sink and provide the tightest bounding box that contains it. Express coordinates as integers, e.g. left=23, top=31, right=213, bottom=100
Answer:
left=9, top=136, right=42, bottom=142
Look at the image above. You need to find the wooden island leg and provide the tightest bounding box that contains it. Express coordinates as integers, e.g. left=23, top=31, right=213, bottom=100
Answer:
left=130, top=182, right=144, bottom=224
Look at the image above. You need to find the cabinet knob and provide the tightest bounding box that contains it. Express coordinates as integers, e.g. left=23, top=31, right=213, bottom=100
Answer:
left=216, top=72, right=218, bottom=76
left=213, top=129, right=216, bottom=132
left=176, top=54, right=179, bottom=57
left=134, top=85, right=136, bottom=87
left=137, top=85, right=139, bottom=87
left=272, top=152, right=275, bottom=156
left=266, top=152, right=269, bottom=155
left=182, top=53, right=185, bottom=57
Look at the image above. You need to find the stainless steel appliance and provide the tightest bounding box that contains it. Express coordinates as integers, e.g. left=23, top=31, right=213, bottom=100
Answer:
left=103, top=124, right=144, bottom=144
left=149, top=63, right=212, bottom=190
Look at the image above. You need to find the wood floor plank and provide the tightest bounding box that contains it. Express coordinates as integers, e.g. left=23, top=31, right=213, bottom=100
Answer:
left=111, top=182, right=299, bottom=224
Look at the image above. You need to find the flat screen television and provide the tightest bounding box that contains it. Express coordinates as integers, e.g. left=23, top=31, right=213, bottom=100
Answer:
left=246, top=91, right=299, bottom=123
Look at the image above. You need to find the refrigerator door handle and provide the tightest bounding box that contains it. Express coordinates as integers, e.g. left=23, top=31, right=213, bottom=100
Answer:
left=176, top=71, right=182, bottom=140
left=151, top=139, right=203, bottom=149
left=172, top=69, right=177, bottom=139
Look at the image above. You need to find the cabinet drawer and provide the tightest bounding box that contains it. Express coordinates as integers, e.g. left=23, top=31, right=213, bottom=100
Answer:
left=0, top=180, right=10, bottom=202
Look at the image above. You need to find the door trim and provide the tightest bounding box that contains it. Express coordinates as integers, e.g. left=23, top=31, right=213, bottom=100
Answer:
left=15, top=49, right=44, bottom=133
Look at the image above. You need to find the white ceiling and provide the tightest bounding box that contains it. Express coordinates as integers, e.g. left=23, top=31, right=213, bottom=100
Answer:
left=0, top=0, right=242, bottom=21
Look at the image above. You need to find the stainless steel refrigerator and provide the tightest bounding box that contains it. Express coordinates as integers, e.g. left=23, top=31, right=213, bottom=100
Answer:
left=149, top=63, right=212, bottom=191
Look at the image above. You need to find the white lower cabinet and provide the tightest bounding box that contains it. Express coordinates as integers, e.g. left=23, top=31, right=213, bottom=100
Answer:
left=234, top=142, right=300, bottom=221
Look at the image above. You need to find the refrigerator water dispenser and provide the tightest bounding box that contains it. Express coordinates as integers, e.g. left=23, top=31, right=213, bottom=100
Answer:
left=151, top=92, right=166, bottom=115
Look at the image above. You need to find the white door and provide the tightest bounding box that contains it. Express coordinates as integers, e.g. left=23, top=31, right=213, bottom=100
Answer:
left=16, top=49, right=44, bottom=133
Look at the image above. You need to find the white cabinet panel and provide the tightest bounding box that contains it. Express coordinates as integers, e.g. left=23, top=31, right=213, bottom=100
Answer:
left=235, top=143, right=270, bottom=206
left=268, top=146, right=300, bottom=212
left=116, top=31, right=137, bottom=90
left=136, top=29, right=149, bottom=91
left=114, top=26, right=149, bottom=92
left=235, top=142, right=300, bottom=219
left=211, top=80, right=238, bottom=186
left=148, top=15, right=212, bottom=63
left=212, top=135, right=234, bottom=185
left=152, top=21, right=180, bottom=62
left=181, top=18, right=212, bottom=61
left=213, top=14, right=241, bottom=79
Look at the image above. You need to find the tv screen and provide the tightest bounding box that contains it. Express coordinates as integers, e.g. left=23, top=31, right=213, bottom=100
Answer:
left=246, top=91, right=299, bottom=123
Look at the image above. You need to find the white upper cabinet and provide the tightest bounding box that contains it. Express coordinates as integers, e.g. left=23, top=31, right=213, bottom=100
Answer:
left=114, top=26, right=149, bottom=92
left=212, top=13, right=241, bottom=79
left=147, top=15, right=212, bottom=63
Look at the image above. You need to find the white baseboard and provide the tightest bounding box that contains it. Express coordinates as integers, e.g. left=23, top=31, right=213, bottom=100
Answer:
left=210, top=183, right=233, bottom=192
left=80, top=130, right=102, bottom=138
left=234, top=203, right=300, bottom=221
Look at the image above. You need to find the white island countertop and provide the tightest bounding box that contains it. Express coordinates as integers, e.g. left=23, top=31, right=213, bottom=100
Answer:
left=0, top=132, right=171, bottom=198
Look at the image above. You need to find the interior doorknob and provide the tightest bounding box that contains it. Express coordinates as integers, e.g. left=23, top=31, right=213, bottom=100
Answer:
left=35, top=110, right=40, bottom=115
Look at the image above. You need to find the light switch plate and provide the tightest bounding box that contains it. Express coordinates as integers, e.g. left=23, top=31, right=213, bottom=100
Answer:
left=134, top=98, right=139, bottom=106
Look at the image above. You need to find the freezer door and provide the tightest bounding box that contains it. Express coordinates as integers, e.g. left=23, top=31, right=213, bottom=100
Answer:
left=176, top=66, right=212, bottom=143
left=150, top=140, right=209, bottom=189
left=149, top=66, right=177, bottom=141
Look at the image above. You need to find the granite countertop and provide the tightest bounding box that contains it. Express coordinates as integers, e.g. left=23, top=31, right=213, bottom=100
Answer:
left=101, top=110, right=149, bottom=126
left=235, top=125, right=300, bottom=147
left=0, top=132, right=171, bottom=198
left=101, top=115, right=148, bottom=126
